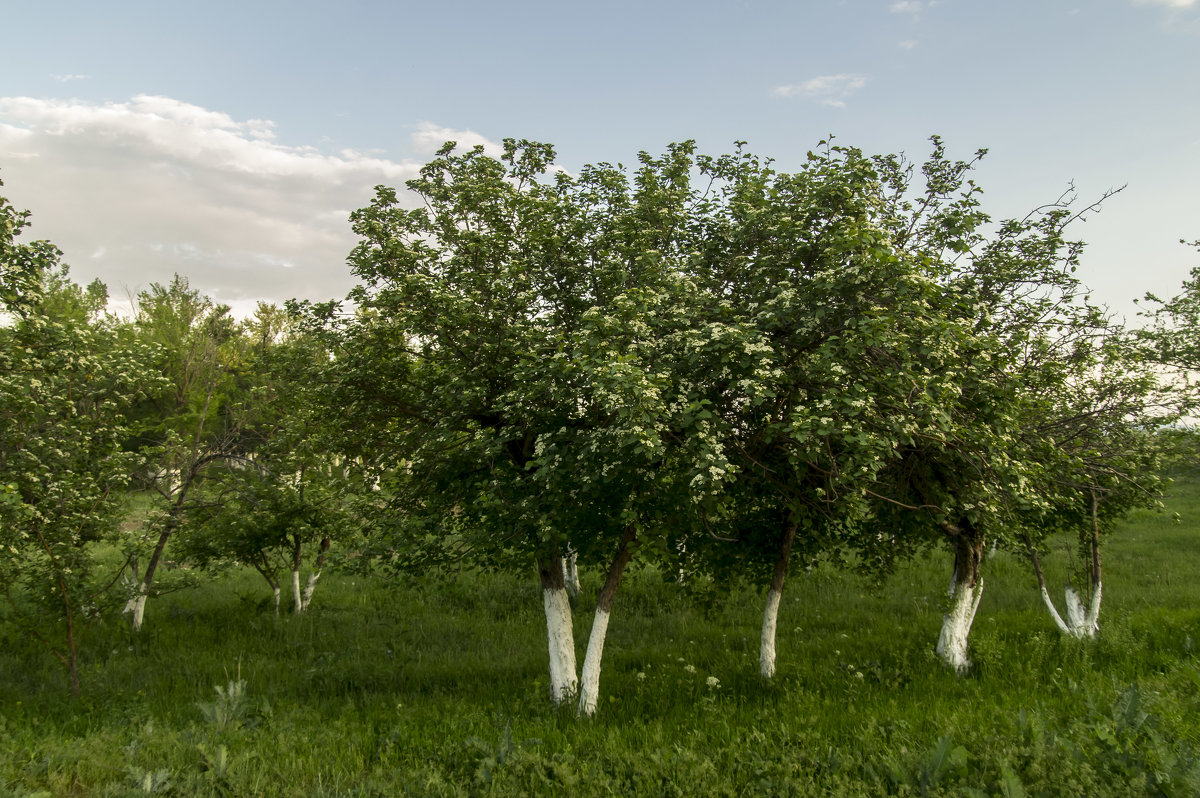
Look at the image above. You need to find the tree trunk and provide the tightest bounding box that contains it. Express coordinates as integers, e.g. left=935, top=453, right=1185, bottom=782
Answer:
left=578, top=526, right=638, bottom=717
left=561, top=547, right=580, bottom=600
left=251, top=561, right=281, bottom=617
left=538, top=555, right=578, bottom=704
left=1026, top=493, right=1103, bottom=640
left=761, top=520, right=798, bottom=679
left=132, top=385, right=214, bottom=631
left=936, top=524, right=985, bottom=674
left=1028, top=540, right=1072, bottom=636
left=130, top=520, right=175, bottom=633
left=291, top=535, right=303, bottom=613
left=300, top=537, right=331, bottom=612
left=1085, top=489, right=1103, bottom=636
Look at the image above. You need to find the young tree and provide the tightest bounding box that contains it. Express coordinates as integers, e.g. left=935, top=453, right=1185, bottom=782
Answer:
left=1016, top=323, right=1170, bottom=639
left=121, top=275, right=245, bottom=631
left=859, top=142, right=1163, bottom=671
left=178, top=304, right=361, bottom=614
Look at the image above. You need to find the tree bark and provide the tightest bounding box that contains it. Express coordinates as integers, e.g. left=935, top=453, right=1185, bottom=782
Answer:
left=291, top=535, right=303, bottom=613
left=761, top=520, right=798, bottom=679
left=578, top=525, right=638, bottom=717
left=1025, top=494, right=1103, bottom=640
left=1027, top=540, right=1071, bottom=635
left=538, top=555, right=578, bottom=704
left=561, top=546, right=580, bottom=600
left=936, top=524, right=985, bottom=674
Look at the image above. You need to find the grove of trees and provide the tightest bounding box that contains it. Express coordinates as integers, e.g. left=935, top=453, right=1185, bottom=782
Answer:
left=0, top=135, right=1193, bottom=712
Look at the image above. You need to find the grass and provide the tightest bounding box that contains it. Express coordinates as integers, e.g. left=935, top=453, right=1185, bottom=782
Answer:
left=2, top=480, right=1200, bottom=795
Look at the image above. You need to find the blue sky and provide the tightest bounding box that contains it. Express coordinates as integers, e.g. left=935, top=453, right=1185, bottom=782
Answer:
left=1, top=0, right=1196, bottom=318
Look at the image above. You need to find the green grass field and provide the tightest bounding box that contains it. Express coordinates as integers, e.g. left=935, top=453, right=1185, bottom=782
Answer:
left=3, top=479, right=1200, bottom=796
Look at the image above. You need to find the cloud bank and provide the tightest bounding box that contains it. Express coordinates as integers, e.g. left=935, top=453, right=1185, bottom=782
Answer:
left=0, top=95, right=496, bottom=314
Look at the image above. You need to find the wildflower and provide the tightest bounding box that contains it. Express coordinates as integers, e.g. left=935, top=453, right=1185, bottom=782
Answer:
left=636, top=672, right=646, bottom=681
left=706, top=676, right=720, bottom=689
left=684, top=664, right=696, bottom=674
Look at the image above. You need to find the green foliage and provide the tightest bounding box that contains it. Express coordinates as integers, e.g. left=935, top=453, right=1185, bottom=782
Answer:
left=196, top=678, right=250, bottom=731
left=0, top=186, right=163, bottom=694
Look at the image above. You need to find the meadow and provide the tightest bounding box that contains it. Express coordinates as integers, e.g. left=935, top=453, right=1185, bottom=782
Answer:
left=2, top=480, right=1199, bottom=797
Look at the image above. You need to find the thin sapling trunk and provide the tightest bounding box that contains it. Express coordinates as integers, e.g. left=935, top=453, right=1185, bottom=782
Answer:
left=128, top=385, right=214, bottom=632
left=291, top=534, right=303, bottom=613
left=561, top=546, right=580, bottom=600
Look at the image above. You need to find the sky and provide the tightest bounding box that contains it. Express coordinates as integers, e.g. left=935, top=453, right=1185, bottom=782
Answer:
left=0, top=0, right=1197, bottom=320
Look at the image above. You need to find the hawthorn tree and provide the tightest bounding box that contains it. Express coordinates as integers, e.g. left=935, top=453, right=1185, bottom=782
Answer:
left=308, top=139, right=726, bottom=714
left=667, top=140, right=976, bottom=678
left=858, top=142, right=1167, bottom=671
left=1013, top=321, right=1170, bottom=639
left=0, top=183, right=160, bottom=694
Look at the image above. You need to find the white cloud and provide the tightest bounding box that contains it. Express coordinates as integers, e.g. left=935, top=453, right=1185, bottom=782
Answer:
left=1133, top=0, right=1195, bottom=6
left=899, top=39, right=918, bottom=49
left=411, top=122, right=504, bottom=158
left=51, top=74, right=91, bottom=83
left=890, top=1, right=923, bottom=15
left=772, top=74, right=867, bottom=107
left=0, top=95, right=430, bottom=311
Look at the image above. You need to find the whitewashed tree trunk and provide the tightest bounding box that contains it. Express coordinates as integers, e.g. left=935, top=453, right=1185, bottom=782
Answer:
left=129, top=583, right=149, bottom=633
left=935, top=528, right=985, bottom=674
left=298, top=537, right=331, bottom=613
left=543, top=586, right=578, bottom=703
left=936, top=577, right=983, bottom=674
left=578, top=608, right=611, bottom=717
left=300, top=571, right=321, bottom=612
left=1027, top=494, right=1104, bottom=640
left=1038, top=584, right=1072, bottom=635
left=760, top=521, right=798, bottom=679
left=1036, top=581, right=1101, bottom=639
left=538, top=556, right=578, bottom=704
left=272, top=586, right=281, bottom=617
left=577, top=526, right=637, bottom=717
left=291, top=568, right=303, bottom=613
left=761, top=588, right=783, bottom=678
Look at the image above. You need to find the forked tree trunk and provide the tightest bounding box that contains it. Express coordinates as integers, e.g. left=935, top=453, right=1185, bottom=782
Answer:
left=578, top=526, right=638, bottom=717
left=299, top=536, right=331, bottom=612
left=1027, top=492, right=1103, bottom=639
left=936, top=524, right=985, bottom=674
left=761, top=521, right=798, bottom=679
left=538, top=555, right=578, bottom=704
